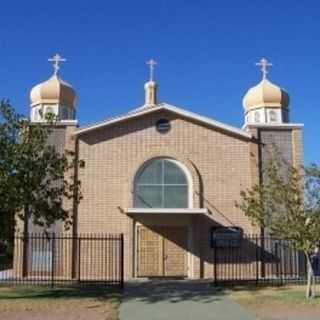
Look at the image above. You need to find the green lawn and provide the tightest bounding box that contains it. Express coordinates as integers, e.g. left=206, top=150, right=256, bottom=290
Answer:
left=0, top=286, right=121, bottom=320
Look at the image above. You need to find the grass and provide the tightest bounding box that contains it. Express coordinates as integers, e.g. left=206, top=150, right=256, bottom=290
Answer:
left=0, top=285, right=121, bottom=319
left=225, top=285, right=320, bottom=306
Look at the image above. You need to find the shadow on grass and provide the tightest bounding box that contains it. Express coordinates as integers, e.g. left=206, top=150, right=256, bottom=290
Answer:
left=1, top=281, right=319, bottom=305
left=121, top=280, right=320, bottom=305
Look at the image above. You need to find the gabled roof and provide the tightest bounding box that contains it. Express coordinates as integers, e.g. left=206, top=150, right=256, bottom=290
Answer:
left=74, top=102, right=252, bottom=139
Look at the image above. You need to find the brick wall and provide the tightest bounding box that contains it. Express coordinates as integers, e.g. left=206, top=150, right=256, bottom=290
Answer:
left=76, top=110, right=257, bottom=279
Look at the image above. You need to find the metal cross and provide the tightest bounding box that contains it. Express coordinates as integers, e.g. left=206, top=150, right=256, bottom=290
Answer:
left=48, top=53, right=66, bottom=75
left=146, top=59, right=157, bottom=81
left=256, top=57, right=272, bottom=79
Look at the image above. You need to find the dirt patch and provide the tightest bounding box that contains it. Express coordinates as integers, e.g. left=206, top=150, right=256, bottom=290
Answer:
left=245, top=303, right=320, bottom=320
left=227, top=285, right=320, bottom=319
left=0, top=299, right=119, bottom=320
left=0, top=287, right=120, bottom=320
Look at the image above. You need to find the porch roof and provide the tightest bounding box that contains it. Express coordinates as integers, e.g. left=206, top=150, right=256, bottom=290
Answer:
left=126, top=208, right=208, bottom=215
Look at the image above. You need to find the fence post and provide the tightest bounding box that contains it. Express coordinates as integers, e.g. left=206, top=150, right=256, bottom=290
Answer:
left=78, top=237, right=81, bottom=283
left=279, top=239, right=283, bottom=285
left=22, top=233, right=29, bottom=278
left=255, top=235, right=259, bottom=285
left=213, top=240, right=217, bottom=286
left=260, top=234, right=265, bottom=278
left=51, top=233, right=56, bottom=288
left=120, top=234, right=124, bottom=289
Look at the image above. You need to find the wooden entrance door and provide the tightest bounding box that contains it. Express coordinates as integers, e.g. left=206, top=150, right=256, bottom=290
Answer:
left=137, top=226, right=188, bottom=277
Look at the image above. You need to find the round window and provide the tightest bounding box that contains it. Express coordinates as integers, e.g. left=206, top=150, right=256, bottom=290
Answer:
left=156, top=119, right=171, bottom=134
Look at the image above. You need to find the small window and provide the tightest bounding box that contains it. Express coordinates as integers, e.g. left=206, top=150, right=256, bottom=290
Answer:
left=45, top=106, right=54, bottom=117
left=33, top=108, right=39, bottom=121
left=211, top=227, right=243, bottom=248
left=282, top=110, right=288, bottom=123
left=61, top=107, right=69, bottom=119
left=156, top=119, right=171, bottom=134
left=254, top=111, right=260, bottom=123
left=31, top=249, right=52, bottom=272
left=269, top=110, right=277, bottom=122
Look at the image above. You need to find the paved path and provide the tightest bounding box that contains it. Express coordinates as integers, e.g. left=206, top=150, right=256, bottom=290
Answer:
left=119, top=280, right=256, bottom=320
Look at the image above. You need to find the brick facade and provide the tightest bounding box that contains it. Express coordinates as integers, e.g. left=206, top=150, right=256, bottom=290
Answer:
left=17, top=107, right=303, bottom=281
left=75, top=110, right=260, bottom=279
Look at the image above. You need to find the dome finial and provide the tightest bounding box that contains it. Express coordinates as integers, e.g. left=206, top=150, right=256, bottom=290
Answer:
left=146, top=58, right=157, bottom=81
left=48, top=53, right=66, bottom=76
left=256, top=57, right=272, bottom=80
left=144, top=59, right=158, bottom=106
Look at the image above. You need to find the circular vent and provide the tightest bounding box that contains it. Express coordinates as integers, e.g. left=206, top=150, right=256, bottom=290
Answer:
left=155, top=119, right=171, bottom=134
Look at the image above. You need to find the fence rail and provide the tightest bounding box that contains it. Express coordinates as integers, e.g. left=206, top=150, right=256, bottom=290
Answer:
left=0, top=233, right=124, bottom=288
left=212, top=234, right=320, bottom=285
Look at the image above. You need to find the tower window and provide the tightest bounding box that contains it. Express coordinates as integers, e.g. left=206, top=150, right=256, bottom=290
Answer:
left=254, top=111, right=261, bottom=123
left=269, top=110, right=277, bottom=122
left=61, top=107, right=69, bottom=119
left=33, top=108, right=39, bottom=121
left=45, top=106, right=54, bottom=117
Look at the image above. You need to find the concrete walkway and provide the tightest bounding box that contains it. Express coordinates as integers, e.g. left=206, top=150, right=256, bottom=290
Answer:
left=119, top=280, right=256, bottom=320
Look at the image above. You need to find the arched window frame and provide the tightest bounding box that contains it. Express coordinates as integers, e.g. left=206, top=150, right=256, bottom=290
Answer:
left=133, top=158, right=193, bottom=209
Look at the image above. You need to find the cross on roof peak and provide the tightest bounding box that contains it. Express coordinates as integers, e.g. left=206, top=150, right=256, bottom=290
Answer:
left=48, top=53, right=66, bottom=75
left=256, top=57, right=272, bottom=80
left=146, top=59, right=157, bottom=81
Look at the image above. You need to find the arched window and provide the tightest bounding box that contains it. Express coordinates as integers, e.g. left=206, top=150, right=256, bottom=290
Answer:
left=134, top=158, right=189, bottom=208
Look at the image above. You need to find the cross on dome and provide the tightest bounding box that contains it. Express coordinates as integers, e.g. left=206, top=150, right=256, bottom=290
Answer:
left=256, top=57, right=272, bottom=80
left=48, top=53, right=66, bottom=75
left=146, top=59, right=157, bottom=81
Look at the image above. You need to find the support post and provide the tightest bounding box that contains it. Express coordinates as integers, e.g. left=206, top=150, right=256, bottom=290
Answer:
left=120, top=234, right=124, bottom=289
left=51, top=233, right=56, bottom=288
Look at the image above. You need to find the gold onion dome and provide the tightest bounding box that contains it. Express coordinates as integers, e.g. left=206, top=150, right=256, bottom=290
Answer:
left=243, top=78, right=289, bottom=111
left=30, top=54, right=76, bottom=108
left=243, top=58, right=289, bottom=112
left=30, top=74, right=76, bottom=107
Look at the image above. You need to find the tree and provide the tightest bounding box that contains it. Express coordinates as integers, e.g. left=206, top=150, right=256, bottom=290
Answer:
left=0, top=100, right=81, bottom=240
left=237, top=149, right=320, bottom=299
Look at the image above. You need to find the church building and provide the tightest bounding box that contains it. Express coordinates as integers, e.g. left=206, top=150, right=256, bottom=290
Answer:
left=25, top=55, right=303, bottom=280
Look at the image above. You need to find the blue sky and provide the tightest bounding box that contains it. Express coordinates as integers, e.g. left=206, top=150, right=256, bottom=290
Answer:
left=0, top=1, right=319, bottom=163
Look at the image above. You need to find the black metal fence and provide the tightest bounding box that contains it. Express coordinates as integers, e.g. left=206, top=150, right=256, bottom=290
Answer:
left=0, top=233, right=124, bottom=288
left=212, top=234, right=320, bottom=285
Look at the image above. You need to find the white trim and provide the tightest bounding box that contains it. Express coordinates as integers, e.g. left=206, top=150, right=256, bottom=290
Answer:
left=127, top=208, right=208, bottom=214
left=243, top=123, right=304, bottom=130
left=59, top=120, right=78, bottom=125
left=74, top=103, right=251, bottom=139
left=30, top=120, right=78, bottom=126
